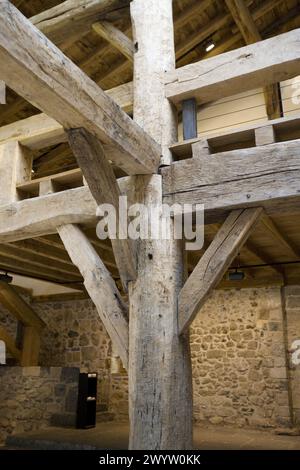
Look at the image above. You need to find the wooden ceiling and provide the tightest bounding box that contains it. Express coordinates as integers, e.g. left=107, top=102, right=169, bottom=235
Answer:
left=1, top=0, right=300, bottom=300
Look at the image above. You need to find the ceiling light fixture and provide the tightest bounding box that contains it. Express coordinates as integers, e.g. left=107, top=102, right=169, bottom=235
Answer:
left=205, top=40, right=215, bottom=52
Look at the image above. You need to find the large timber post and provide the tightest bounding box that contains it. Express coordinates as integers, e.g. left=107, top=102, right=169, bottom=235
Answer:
left=129, top=0, right=193, bottom=449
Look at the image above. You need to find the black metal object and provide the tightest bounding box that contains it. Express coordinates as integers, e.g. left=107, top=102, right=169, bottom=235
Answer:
left=182, top=98, right=198, bottom=140
left=76, top=372, right=97, bottom=429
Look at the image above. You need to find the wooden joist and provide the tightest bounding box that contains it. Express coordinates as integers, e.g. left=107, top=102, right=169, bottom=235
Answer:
left=67, top=128, right=137, bottom=288
left=92, top=21, right=134, bottom=61
left=0, top=1, right=160, bottom=175
left=30, top=0, right=130, bottom=45
left=178, top=208, right=263, bottom=334
left=0, top=186, right=97, bottom=244
left=162, top=139, right=300, bottom=223
left=164, top=28, right=300, bottom=104
left=0, top=83, right=133, bottom=150
left=58, top=224, right=129, bottom=369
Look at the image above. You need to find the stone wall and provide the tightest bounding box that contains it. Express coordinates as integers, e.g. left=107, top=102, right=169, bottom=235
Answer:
left=34, top=299, right=112, bottom=404
left=1, top=286, right=299, bottom=432
left=283, top=286, right=300, bottom=425
left=191, top=287, right=291, bottom=429
left=110, top=287, right=296, bottom=429
left=0, top=366, right=79, bottom=445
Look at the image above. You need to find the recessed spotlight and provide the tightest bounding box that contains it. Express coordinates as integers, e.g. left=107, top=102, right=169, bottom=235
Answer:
left=205, top=40, right=215, bottom=52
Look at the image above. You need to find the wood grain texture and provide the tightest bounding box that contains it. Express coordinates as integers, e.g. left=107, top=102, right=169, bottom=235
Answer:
left=0, top=187, right=97, bottom=243
left=165, top=28, right=300, bottom=104
left=67, top=128, right=137, bottom=289
left=131, top=0, right=177, bottom=165
left=178, top=208, right=263, bottom=334
left=93, top=21, right=134, bottom=61
left=31, top=0, right=130, bottom=45
left=162, top=139, right=300, bottom=223
left=58, top=224, right=129, bottom=369
left=0, top=0, right=159, bottom=174
left=129, top=0, right=192, bottom=450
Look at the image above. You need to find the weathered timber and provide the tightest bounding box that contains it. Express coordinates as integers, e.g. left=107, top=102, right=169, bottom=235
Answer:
left=0, top=187, right=97, bottom=243
left=21, top=326, right=40, bottom=366
left=164, top=28, right=300, bottom=104
left=0, top=1, right=160, bottom=174
left=0, top=83, right=133, bottom=150
left=31, top=0, right=130, bottom=45
left=58, top=224, right=129, bottom=369
left=0, top=141, right=32, bottom=206
left=67, top=128, right=136, bottom=289
left=92, top=21, right=134, bottom=61
left=178, top=208, right=263, bottom=334
left=131, top=0, right=177, bottom=166
left=129, top=0, right=192, bottom=450
left=162, top=139, right=300, bottom=223
left=127, top=175, right=193, bottom=450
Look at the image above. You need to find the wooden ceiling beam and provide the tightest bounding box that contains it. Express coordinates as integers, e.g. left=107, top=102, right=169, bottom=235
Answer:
left=30, top=0, right=131, bottom=45
left=164, top=28, right=300, bottom=105
left=225, top=0, right=282, bottom=120
left=92, top=21, right=134, bottom=61
left=0, top=1, right=160, bottom=175
left=162, top=139, right=300, bottom=223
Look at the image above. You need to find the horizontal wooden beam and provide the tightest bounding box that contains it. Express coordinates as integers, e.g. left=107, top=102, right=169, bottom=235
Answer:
left=178, top=208, right=262, bottom=334
left=92, top=21, right=134, bottom=61
left=31, top=0, right=130, bottom=45
left=0, top=83, right=133, bottom=150
left=0, top=187, right=97, bottom=243
left=164, top=28, right=300, bottom=104
left=0, top=1, right=159, bottom=174
left=162, top=139, right=300, bottom=223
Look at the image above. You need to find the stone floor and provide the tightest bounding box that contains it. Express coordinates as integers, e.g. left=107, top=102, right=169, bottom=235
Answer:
left=2, top=423, right=300, bottom=450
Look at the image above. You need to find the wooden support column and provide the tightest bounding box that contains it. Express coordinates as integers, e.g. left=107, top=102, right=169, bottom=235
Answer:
left=131, top=0, right=177, bottom=166
left=21, top=326, right=40, bottom=366
left=0, top=140, right=32, bottom=206
left=129, top=0, right=193, bottom=449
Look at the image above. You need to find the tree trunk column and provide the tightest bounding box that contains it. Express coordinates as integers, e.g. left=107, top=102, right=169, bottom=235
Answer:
left=129, top=0, right=193, bottom=450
